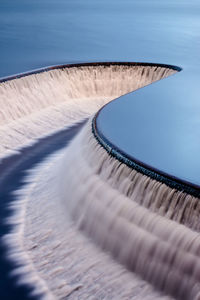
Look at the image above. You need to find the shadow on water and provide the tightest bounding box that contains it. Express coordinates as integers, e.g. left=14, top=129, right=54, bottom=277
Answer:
left=0, top=120, right=86, bottom=300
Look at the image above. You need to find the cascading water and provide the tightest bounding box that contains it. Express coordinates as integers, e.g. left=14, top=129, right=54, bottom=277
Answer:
left=59, top=120, right=200, bottom=300
left=2, top=63, right=190, bottom=300
left=0, top=64, right=174, bottom=158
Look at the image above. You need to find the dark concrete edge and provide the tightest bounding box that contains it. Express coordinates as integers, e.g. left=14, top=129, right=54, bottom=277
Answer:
left=92, top=115, right=200, bottom=199
left=0, top=61, right=182, bottom=83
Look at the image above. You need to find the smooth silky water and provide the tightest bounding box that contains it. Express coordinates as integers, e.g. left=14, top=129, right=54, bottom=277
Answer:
left=59, top=120, right=200, bottom=300
left=0, top=64, right=184, bottom=300
left=0, top=64, right=174, bottom=158
left=1, top=1, right=200, bottom=300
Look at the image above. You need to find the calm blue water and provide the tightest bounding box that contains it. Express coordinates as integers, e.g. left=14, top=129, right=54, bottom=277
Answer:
left=1, top=0, right=200, bottom=77
left=94, top=0, right=200, bottom=189
left=1, top=1, right=200, bottom=299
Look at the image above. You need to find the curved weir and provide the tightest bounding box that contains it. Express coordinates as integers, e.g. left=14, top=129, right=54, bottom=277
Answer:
left=0, top=62, right=175, bottom=159
left=1, top=1, right=200, bottom=299
left=94, top=69, right=200, bottom=195
left=58, top=119, right=200, bottom=300
left=2, top=62, right=198, bottom=300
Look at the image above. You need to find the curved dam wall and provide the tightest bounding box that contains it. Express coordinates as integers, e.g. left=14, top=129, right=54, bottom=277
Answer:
left=58, top=119, right=200, bottom=300
left=0, top=62, right=175, bottom=159
left=0, top=62, right=175, bottom=125
left=3, top=61, right=200, bottom=300
left=2, top=62, right=185, bottom=300
left=94, top=69, right=200, bottom=193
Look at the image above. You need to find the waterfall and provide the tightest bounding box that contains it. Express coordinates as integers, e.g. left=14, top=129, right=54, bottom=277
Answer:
left=58, top=119, right=200, bottom=299
left=0, top=64, right=175, bottom=159
left=3, top=63, right=191, bottom=300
